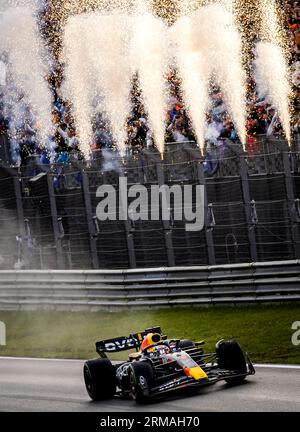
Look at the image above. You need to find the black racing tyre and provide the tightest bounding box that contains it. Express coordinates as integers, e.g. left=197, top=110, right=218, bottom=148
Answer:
left=178, top=339, right=195, bottom=349
left=129, top=361, right=154, bottom=404
left=83, top=358, right=116, bottom=401
left=216, top=339, right=247, bottom=385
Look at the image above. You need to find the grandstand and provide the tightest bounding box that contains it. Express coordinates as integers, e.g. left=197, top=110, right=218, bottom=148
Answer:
left=0, top=0, right=300, bottom=272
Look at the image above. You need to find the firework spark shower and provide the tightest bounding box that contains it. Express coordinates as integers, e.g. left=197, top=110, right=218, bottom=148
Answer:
left=172, top=2, right=246, bottom=151
left=0, top=0, right=294, bottom=158
left=0, top=5, right=53, bottom=148
left=254, top=0, right=292, bottom=144
left=62, top=1, right=247, bottom=156
left=63, top=2, right=169, bottom=157
left=172, top=15, right=210, bottom=152
left=86, top=13, right=132, bottom=157
left=63, top=15, right=94, bottom=159
left=130, top=0, right=169, bottom=157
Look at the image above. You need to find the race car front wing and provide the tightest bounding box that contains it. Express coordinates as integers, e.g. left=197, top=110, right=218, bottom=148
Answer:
left=150, top=353, right=255, bottom=398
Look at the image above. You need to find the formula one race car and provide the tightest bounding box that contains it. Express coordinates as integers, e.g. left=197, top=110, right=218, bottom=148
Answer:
left=83, top=326, right=255, bottom=403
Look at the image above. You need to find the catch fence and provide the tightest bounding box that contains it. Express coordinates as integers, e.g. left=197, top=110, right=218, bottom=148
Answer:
left=0, top=135, right=300, bottom=270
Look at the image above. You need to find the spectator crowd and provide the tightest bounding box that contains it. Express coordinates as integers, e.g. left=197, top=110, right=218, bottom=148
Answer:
left=0, top=0, right=300, bottom=168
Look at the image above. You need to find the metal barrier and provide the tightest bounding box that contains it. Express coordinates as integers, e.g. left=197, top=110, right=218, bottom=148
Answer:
left=0, top=260, right=299, bottom=310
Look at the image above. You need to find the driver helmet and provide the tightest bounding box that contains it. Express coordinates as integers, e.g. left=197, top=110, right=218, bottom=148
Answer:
left=140, top=332, right=162, bottom=352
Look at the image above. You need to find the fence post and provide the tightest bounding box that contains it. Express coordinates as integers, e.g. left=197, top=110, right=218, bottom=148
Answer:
left=13, top=174, right=29, bottom=266
left=118, top=175, right=137, bottom=269
left=81, top=170, right=99, bottom=269
left=183, top=143, right=215, bottom=265
left=281, top=147, right=300, bottom=259
left=203, top=180, right=216, bottom=265
left=122, top=210, right=137, bottom=269
left=13, top=175, right=25, bottom=237
left=46, top=173, right=65, bottom=269
left=239, top=155, right=258, bottom=262
left=156, top=157, right=175, bottom=267
left=224, top=140, right=258, bottom=262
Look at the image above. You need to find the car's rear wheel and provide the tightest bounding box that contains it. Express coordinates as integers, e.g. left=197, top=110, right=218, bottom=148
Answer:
left=216, top=340, right=247, bottom=384
left=83, top=358, right=116, bottom=401
left=129, top=361, right=154, bottom=404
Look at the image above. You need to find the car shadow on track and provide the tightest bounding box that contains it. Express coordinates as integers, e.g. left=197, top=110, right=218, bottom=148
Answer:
left=147, top=379, right=256, bottom=406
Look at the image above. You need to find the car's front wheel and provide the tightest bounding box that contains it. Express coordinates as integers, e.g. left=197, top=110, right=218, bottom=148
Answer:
left=216, top=339, right=247, bottom=385
left=83, top=358, right=116, bottom=401
left=129, top=361, right=154, bottom=404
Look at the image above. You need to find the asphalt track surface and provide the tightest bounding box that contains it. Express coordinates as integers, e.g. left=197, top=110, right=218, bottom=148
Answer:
left=0, top=357, right=300, bottom=412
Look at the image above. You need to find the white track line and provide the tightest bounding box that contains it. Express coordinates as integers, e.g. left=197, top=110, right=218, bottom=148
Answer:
left=0, top=356, right=83, bottom=362
left=0, top=356, right=300, bottom=369
left=254, top=363, right=300, bottom=369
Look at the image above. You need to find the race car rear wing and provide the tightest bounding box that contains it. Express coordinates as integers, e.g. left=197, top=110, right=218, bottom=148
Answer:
left=96, top=326, right=166, bottom=356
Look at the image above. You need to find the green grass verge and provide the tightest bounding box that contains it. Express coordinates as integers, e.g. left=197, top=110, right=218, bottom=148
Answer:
left=0, top=303, right=300, bottom=364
